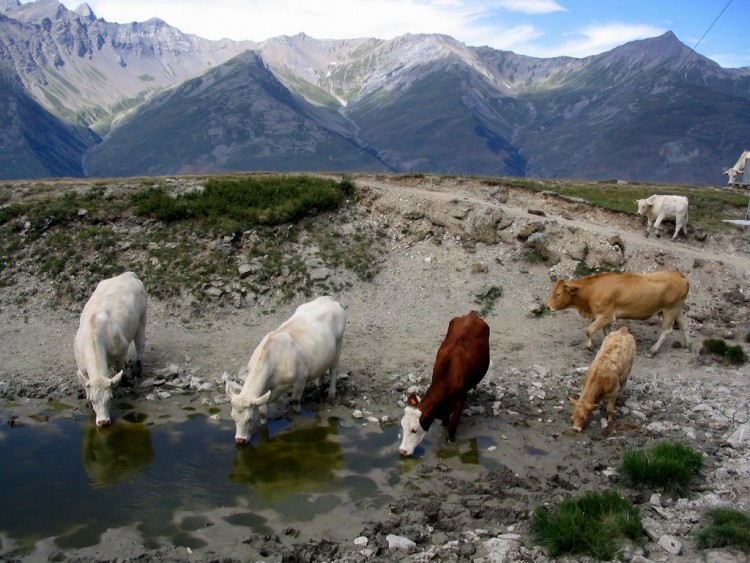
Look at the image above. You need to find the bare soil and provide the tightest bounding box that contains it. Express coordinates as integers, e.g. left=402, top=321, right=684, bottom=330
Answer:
left=1, top=174, right=750, bottom=562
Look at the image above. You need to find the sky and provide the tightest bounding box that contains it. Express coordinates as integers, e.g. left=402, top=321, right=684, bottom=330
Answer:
left=29, top=0, right=750, bottom=68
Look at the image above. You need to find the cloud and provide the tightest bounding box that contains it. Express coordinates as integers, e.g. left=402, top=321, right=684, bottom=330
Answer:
left=493, top=0, right=566, bottom=15
left=526, top=22, right=668, bottom=58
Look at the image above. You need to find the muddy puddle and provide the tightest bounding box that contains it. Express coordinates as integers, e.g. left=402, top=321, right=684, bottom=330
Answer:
left=0, top=399, right=577, bottom=558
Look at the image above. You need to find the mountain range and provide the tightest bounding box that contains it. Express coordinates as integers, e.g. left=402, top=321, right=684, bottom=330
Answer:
left=2, top=0, right=750, bottom=184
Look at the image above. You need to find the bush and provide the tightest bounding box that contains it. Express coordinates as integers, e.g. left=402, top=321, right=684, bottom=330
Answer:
left=619, top=442, right=703, bottom=496
left=697, top=508, right=750, bottom=552
left=532, top=490, right=643, bottom=560
left=474, top=286, right=502, bottom=317
left=703, top=338, right=748, bottom=365
left=704, top=338, right=729, bottom=355
left=132, top=175, right=348, bottom=232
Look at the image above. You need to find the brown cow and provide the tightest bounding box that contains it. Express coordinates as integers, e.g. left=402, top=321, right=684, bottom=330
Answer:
left=398, top=311, right=490, bottom=457
left=570, top=326, right=636, bottom=432
left=547, top=270, right=690, bottom=356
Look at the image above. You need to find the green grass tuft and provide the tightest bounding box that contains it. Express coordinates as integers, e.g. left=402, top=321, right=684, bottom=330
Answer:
left=474, top=286, right=502, bottom=317
left=531, top=490, right=643, bottom=560
left=703, top=338, right=748, bottom=365
left=697, top=508, right=750, bottom=552
left=619, top=442, right=703, bottom=496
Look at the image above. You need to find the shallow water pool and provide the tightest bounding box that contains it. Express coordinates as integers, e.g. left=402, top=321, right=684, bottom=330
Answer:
left=0, top=401, right=569, bottom=557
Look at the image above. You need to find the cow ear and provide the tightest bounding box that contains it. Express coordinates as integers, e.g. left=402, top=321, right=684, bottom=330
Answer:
left=567, top=285, right=580, bottom=296
left=110, top=370, right=124, bottom=387
left=407, top=393, right=420, bottom=407
left=252, top=390, right=272, bottom=406
left=77, top=370, right=90, bottom=388
left=569, top=397, right=578, bottom=406
left=225, top=381, right=237, bottom=398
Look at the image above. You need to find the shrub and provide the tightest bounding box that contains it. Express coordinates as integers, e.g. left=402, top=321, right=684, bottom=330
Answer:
left=474, top=286, right=502, bottom=317
left=532, top=490, right=643, bottom=560
left=703, top=338, right=748, bottom=365
left=704, top=338, right=729, bottom=355
left=697, top=508, right=750, bottom=552
left=619, top=442, right=703, bottom=496
left=726, top=345, right=748, bottom=365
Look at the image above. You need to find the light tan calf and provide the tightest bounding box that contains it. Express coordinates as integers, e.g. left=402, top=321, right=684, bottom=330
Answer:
left=570, top=326, right=636, bottom=432
left=547, top=270, right=690, bottom=355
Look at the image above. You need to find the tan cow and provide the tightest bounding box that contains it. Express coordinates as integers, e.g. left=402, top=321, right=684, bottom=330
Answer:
left=570, top=326, right=635, bottom=432
left=547, top=270, right=690, bottom=355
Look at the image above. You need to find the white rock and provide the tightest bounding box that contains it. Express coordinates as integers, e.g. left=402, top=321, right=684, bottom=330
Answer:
left=657, top=534, right=683, bottom=555
left=725, top=423, right=750, bottom=449
left=353, top=536, right=368, bottom=547
left=352, top=409, right=363, bottom=419
left=386, top=534, right=416, bottom=550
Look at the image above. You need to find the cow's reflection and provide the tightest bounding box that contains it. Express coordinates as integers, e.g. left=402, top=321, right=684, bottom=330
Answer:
left=229, top=418, right=342, bottom=501
left=81, top=418, right=154, bottom=488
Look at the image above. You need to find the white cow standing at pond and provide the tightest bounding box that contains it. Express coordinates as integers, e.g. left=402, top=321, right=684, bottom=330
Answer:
left=74, top=272, right=147, bottom=427
left=227, top=296, right=346, bottom=444
left=635, top=194, right=689, bottom=240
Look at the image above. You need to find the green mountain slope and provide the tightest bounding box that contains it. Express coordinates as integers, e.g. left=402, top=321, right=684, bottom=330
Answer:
left=0, top=62, right=100, bottom=179
left=84, top=51, right=389, bottom=178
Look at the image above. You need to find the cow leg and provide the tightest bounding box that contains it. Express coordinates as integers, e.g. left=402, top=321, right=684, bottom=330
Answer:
left=327, top=348, right=341, bottom=403
left=585, top=315, right=613, bottom=348
left=446, top=398, right=466, bottom=442
left=291, top=378, right=306, bottom=413
left=644, top=218, right=654, bottom=237
left=606, top=391, right=618, bottom=426
left=134, top=316, right=146, bottom=377
left=675, top=310, right=691, bottom=350
left=653, top=213, right=665, bottom=237
left=649, top=310, right=677, bottom=355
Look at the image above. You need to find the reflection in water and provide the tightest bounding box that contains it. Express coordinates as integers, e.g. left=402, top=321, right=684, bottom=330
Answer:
left=229, top=418, right=343, bottom=501
left=437, top=437, right=481, bottom=464
left=81, top=419, right=154, bottom=488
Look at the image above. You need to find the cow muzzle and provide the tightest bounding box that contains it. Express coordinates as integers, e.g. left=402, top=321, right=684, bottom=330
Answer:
left=96, top=418, right=112, bottom=427
left=235, top=437, right=248, bottom=445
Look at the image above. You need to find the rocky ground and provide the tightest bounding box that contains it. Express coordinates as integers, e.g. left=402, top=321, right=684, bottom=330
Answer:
left=1, top=174, right=750, bottom=562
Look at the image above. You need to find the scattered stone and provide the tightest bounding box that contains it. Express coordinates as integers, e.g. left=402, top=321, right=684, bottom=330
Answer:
left=657, top=535, right=683, bottom=555
left=386, top=534, right=416, bottom=550
left=352, top=409, right=363, bottom=419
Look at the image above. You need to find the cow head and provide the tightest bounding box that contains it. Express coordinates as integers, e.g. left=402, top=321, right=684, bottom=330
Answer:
left=226, top=382, right=271, bottom=444
left=569, top=396, right=597, bottom=432
left=399, top=393, right=427, bottom=457
left=78, top=369, right=123, bottom=427
left=724, top=169, right=739, bottom=184
left=547, top=279, right=577, bottom=311
left=635, top=198, right=652, bottom=217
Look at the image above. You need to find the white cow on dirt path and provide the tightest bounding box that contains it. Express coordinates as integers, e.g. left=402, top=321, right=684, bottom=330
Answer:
left=635, top=194, right=689, bottom=240
left=227, top=296, right=346, bottom=444
left=74, top=272, right=147, bottom=427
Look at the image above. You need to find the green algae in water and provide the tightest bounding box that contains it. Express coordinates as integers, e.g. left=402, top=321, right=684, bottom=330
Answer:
left=47, top=399, right=74, bottom=411
left=207, top=407, right=221, bottom=415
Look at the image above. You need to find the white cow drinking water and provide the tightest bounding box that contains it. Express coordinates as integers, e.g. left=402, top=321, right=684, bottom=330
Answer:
left=74, top=272, right=147, bottom=426
left=723, top=150, right=750, bottom=185
left=226, top=296, right=346, bottom=444
left=635, top=194, right=689, bottom=240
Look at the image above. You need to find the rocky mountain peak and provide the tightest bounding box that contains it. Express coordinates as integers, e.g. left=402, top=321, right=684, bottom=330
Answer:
left=601, top=31, right=715, bottom=71
left=73, top=2, right=96, bottom=21
left=0, top=0, right=19, bottom=13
